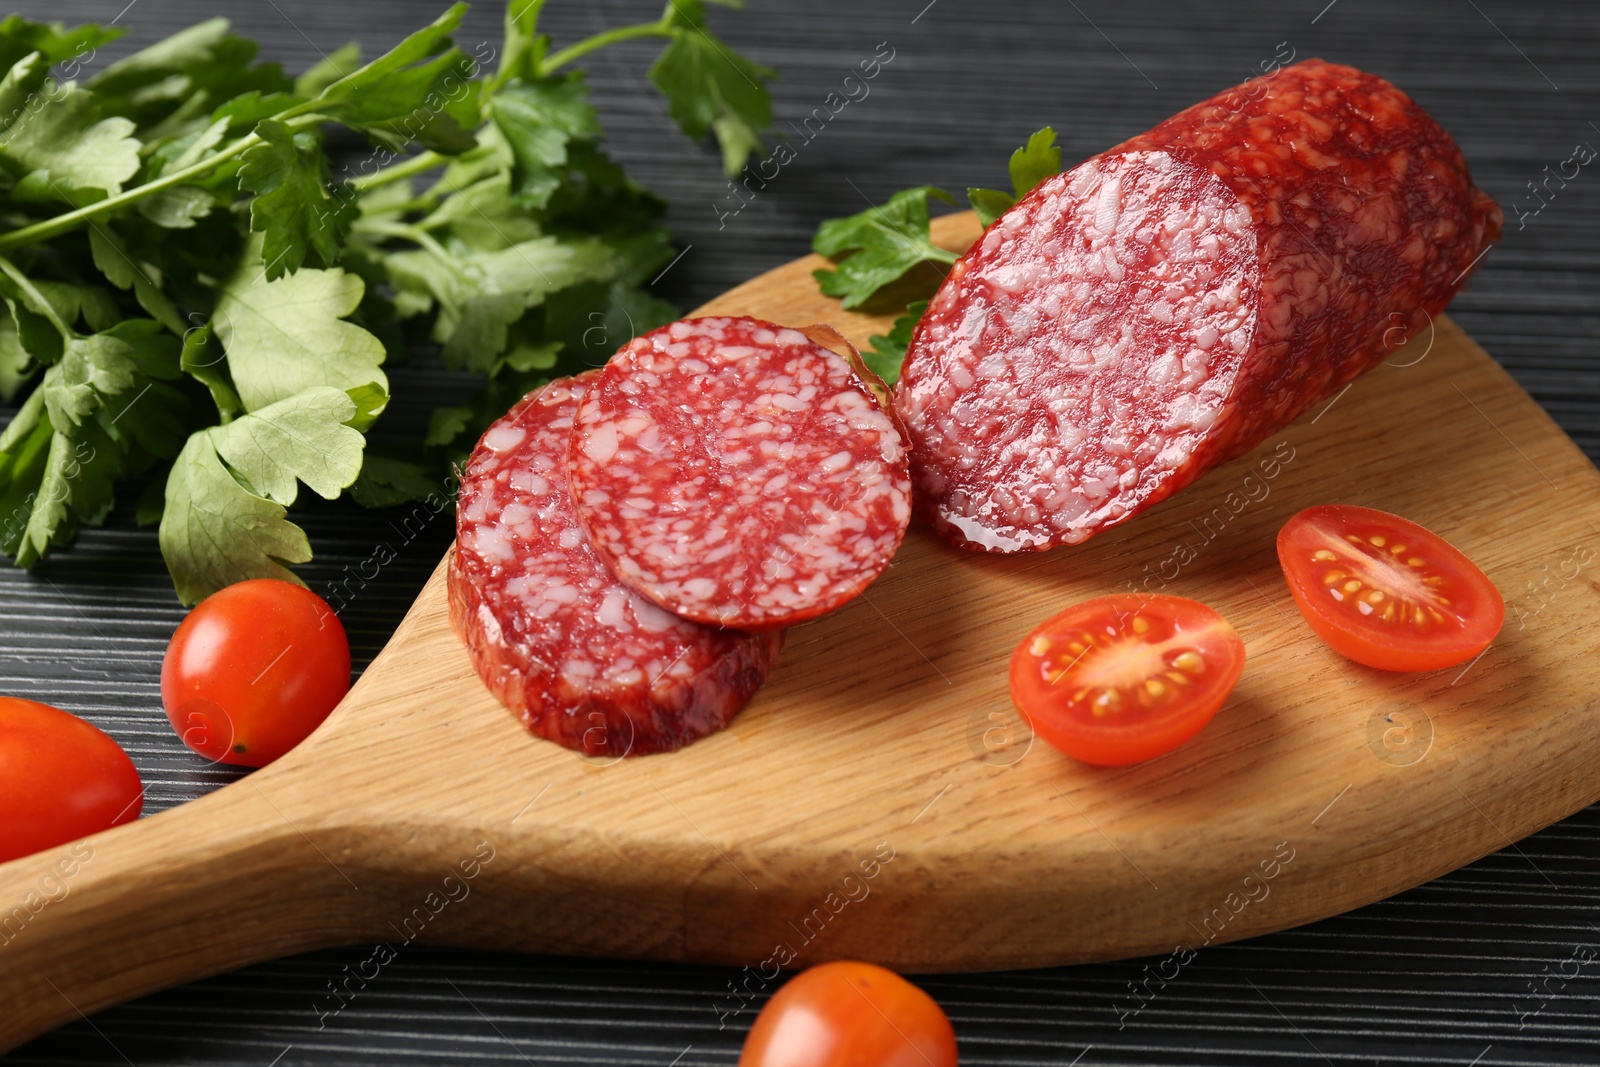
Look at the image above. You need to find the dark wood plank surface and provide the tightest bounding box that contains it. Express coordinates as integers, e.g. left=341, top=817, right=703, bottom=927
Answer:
left=3, top=0, right=1599, bottom=1063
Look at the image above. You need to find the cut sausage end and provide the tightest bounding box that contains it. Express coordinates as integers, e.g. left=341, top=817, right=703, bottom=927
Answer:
left=899, top=151, right=1258, bottom=551
left=897, top=59, right=1501, bottom=554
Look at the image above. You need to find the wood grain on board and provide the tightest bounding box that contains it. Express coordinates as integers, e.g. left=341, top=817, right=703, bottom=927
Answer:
left=2, top=213, right=1598, bottom=1052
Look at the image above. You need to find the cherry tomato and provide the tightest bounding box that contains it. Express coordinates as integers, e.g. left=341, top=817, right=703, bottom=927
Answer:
left=0, top=697, right=143, bottom=863
left=1277, top=504, right=1504, bottom=672
left=1010, top=594, right=1245, bottom=766
left=739, top=962, right=957, bottom=1067
left=161, top=579, right=350, bottom=768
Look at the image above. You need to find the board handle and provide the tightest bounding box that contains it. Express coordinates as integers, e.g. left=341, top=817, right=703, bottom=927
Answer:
left=0, top=761, right=372, bottom=1054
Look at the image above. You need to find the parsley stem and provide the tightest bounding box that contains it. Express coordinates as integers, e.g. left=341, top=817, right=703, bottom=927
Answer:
left=486, top=0, right=550, bottom=95
left=355, top=218, right=457, bottom=268
left=348, top=150, right=446, bottom=192
left=410, top=228, right=457, bottom=266
left=539, top=18, right=675, bottom=75
left=363, top=220, right=459, bottom=270
left=354, top=219, right=414, bottom=240
left=0, top=133, right=261, bottom=253
left=0, top=255, right=74, bottom=340
left=349, top=12, right=677, bottom=196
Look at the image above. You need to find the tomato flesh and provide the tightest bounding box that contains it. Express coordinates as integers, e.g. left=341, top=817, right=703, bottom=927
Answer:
left=1009, top=594, right=1245, bottom=766
left=161, top=579, right=351, bottom=768
left=0, top=697, right=143, bottom=863
left=739, top=961, right=957, bottom=1067
left=1277, top=505, right=1503, bottom=672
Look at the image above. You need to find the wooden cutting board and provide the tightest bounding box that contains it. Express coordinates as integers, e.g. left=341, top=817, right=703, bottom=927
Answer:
left=4, top=212, right=1599, bottom=1051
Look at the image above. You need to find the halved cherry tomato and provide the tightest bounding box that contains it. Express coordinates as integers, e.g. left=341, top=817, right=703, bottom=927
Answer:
left=1277, top=504, right=1503, bottom=672
left=161, top=579, right=350, bottom=768
left=739, top=961, right=957, bottom=1067
left=1009, top=594, right=1245, bottom=766
left=0, top=697, right=143, bottom=863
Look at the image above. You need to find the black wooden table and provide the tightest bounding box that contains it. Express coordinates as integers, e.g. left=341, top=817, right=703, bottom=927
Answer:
left=4, top=0, right=1600, bottom=1063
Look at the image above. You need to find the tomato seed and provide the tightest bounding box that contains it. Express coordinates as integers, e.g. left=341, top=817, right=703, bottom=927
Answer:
left=1171, top=650, right=1206, bottom=674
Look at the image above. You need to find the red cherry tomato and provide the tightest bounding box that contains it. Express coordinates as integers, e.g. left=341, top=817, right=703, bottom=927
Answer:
left=739, top=962, right=957, bottom=1067
left=1009, top=594, right=1245, bottom=766
left=1277, top=505, right=1504, bottom=672
left=0, top=697, right=143, bottom=863
left=161, top=579, right=350, bottom=768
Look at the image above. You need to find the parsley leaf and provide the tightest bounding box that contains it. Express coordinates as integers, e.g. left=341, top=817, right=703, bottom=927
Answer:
left=812, top=186, right=957, bottom=309
left=649, top=0, right=774, bottom=177
left=425, top=405, right=472, bottom=449
left=812, top=130, right=1063, bottom=369
left=28, top=279, right=118, bottom=334
left=238, top=119, right=355, bottom=279
left=967, top=126, right=1062, bottom=227
left=89, top=19, right=293, bottom=135
left=488, top=76, right=600, bottom=209
left=88, top=18, right=233, bottom=97
left=0, top=16, right=120, bottom=74
left=544, top=141, right=672, bottom=246
left=0, top=305, right=32, bottom=400
left=864, top=299, right=926, bottom=386
left=212, top=242, right=388, bottom=413
left=965, top=187, right=1014, bottom=231
left=0, top=387, right=51, bottom=551
left=179, top=325, right=240, bottom=423
left=86, top=224, right=187, bottom=334
left=416, top=164, right=545, bottom=248
left=0, top=286, right=62, bottom=368
left=0, top=82, right=141, bottom=199
left=0, top=52, right=48, bottom=127
left=46, top=322, right=187, bottom=462
left=136, top=117, right=232, bottom=231
left=159, top=385, right=365, bottom=604
left=386, top=234, right=616, bottom=371
left=3, top=320, right=185, bottom=567
left=293, top=42, right=360, bottom=98
left=346, top=452, right=441, bottom=509
left=211, top=89, right=302, bottom=135
left=309, top=2, right=481, bottom=155
left=1008, top=126, right=1063, bottom=197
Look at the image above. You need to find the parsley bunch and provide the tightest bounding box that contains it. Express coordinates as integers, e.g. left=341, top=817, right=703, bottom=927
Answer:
left=0, top=1, right=773, bottom=603
left=810, top=127, right=1061, bottom=382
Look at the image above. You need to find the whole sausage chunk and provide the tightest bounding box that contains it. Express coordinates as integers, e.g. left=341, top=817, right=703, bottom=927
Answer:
left=569, top=317, right=912, bottom=630
left=896, top=59, right=1504, bottom=552
left=449, top=372, right=781, bottom=758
